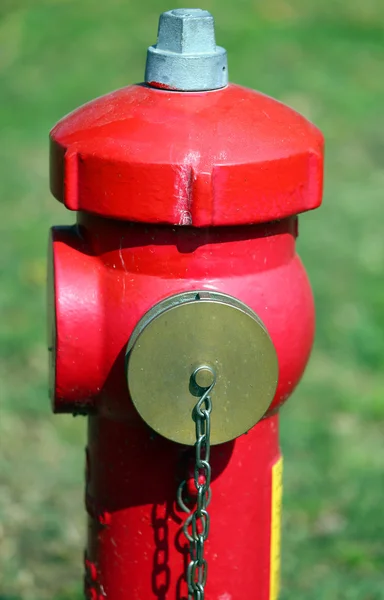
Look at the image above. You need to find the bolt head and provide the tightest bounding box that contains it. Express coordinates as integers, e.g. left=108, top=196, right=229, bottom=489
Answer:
left=192, top=365, right=216, bottom=389
left=145, top=8, right=228, bottom=91
left=156, top=8, right=216, bottom=55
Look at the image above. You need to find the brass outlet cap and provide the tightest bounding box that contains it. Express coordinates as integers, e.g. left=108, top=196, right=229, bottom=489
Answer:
left=126, top=291, right=278, bottom=445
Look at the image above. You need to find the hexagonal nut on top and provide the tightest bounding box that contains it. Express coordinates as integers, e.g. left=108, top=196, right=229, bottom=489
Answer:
left=145, top=8, right=228, bottom=91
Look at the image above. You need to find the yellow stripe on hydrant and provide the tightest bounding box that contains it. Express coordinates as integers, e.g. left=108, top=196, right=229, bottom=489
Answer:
left=270, top=458, right=283, bottom=600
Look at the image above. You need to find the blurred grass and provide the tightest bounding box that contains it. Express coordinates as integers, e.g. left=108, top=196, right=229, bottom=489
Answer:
left=0, top=0, right=383, bottom=598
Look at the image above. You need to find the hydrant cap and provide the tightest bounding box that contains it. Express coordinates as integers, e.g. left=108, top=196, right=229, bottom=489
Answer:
left=145, top=9, right=228, bottom=91
left=50, top=10, right=324, bottom=227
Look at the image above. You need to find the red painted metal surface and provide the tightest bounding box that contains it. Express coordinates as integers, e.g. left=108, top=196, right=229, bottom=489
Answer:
left=84, top=415, right=280, bottom=600
left=49, top=81, right=324, bottom=600
left=50, top=83, right=323, bottom=227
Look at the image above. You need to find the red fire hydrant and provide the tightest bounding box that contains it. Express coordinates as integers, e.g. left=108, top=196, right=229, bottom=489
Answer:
left=48, top=9, right=324, bottom=600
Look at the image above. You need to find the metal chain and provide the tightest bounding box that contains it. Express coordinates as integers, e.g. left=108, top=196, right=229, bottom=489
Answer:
left=177, top=368, right=216, bottom=600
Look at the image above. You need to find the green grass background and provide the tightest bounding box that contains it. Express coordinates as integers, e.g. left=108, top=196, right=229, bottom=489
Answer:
left=0, top=0, right=383, bottom=598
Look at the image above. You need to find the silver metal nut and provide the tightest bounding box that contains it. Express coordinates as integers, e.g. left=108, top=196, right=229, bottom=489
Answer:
left=157, top=9, right=216, bottom=54
left=145, top=8, right=228, bottom=92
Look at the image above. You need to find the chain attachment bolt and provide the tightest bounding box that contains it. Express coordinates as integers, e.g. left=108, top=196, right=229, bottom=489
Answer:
left=191, top=365, right=216, bottom=391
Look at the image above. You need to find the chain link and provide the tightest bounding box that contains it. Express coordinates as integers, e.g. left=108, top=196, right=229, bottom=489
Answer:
left=177, top=368, right=216, bottom=600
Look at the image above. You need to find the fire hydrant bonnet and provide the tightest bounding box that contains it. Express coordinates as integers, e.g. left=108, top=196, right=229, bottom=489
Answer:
left=50, top=8, right=323, bottom=227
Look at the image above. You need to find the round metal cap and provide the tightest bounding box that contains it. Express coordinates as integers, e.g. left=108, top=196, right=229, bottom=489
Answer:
left=145, top=9, right=228, bottom=91
left=126, top=291, right=278, bottom=445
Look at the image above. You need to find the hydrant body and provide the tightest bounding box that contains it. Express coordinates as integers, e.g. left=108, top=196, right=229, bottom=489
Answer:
left=48, top=12, right=323, bottom=600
